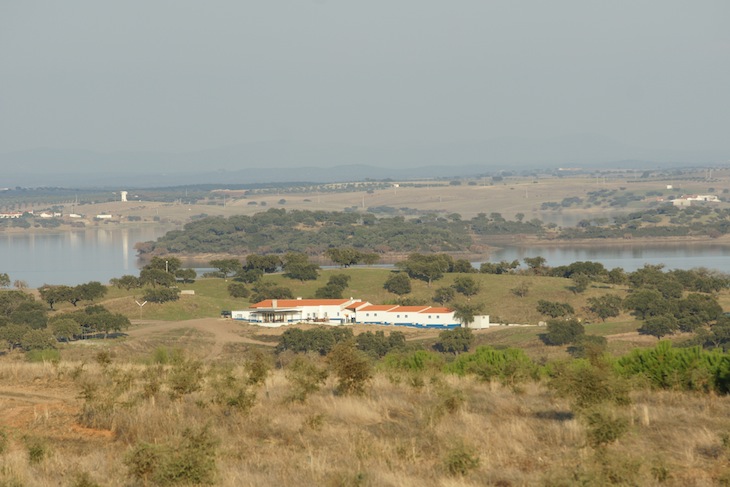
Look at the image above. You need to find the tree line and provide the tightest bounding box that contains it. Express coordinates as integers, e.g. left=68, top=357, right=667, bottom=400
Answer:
left=135, top=208, right=541, bottom=257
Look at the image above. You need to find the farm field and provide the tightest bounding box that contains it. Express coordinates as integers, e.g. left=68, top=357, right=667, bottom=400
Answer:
left=11, top=170, right=730, bottom=231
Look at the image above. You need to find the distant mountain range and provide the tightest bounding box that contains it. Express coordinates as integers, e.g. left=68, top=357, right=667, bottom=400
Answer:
left=2, top=134, right=727, bottom=187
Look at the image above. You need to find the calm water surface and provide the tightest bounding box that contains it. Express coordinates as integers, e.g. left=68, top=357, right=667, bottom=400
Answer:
left=2, top=227, right=730, bottom=288
left=484, top=243, right=730, bottom=273
left=0, top=227, right=173, bottom=288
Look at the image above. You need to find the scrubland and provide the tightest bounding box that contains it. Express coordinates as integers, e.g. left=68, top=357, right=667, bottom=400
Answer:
left=2, top=342, right=730, bottom=487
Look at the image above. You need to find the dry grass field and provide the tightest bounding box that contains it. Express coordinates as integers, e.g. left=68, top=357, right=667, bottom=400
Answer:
left=1, top=318, right=730, bottom=486
left=0, top=320, right=730, bottom=486
left=27, top=170, right=730, bottom=229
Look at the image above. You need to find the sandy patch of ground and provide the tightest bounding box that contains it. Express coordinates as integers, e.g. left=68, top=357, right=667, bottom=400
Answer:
left=126, top=318, right=276, bottom=359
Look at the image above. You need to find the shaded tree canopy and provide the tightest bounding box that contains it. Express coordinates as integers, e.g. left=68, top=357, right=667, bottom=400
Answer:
left=209, top=258, right=241, bottom=277
left=543, top=318, right=585, bottom=346
left=326, top=247, right=380, bottom=267
left=383, top=273, right=412, bottom=296
left=435, top=327, right=474, bottom=354
left=282, top=252, right=320, bottom=282
left=396, top=253, right=452, bottom=286
left=251, top=281, right=294, bottom=303
left=452, top=276, right=480, bottom=299
left=536, top=300, right=574, bottom=319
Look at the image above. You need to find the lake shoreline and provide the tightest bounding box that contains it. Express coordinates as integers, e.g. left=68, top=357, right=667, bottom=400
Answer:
left=508, top=233, right=730, bottom=248
left=138, top=234, right=730, bottom=266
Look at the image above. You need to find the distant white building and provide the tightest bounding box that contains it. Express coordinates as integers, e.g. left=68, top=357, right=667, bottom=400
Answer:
left=95, top=214, right=113, bottom=220
left=121, top=191, right=128, bottom=202
left=232, top=298, right=491, bottom=329
left=673, top=194, right=720, bottom=207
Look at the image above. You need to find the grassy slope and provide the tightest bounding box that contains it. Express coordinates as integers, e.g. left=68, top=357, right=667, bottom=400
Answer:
left=49, top=265, right=727, bottom=364
left=56, top=267, right=664, bottom=361
left=88, top=268, right=636, bottom=325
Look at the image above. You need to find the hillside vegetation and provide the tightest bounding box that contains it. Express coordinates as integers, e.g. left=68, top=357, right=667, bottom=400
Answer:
left=3, top=254, right=730, bottom=485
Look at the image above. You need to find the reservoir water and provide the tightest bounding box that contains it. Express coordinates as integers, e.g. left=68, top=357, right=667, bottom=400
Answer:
left=0, top=226, right=174, bottom=288
left=2, top=228, right=730, bottom=288
left=484, top=243, right=730, bottom=273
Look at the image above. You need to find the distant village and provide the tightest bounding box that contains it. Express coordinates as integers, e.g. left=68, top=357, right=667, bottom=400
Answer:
left=0, top=191, right=130, bottom=224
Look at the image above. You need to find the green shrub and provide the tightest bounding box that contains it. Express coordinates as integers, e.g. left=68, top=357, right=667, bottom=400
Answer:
left=584, top=407, right=629, bottom=448
left=24, top=436, right=49, bottom=464
left=434, top=327, right=474, bottom=354
left=435, top=385, right=465, bottom=416
left=550, top=359, right=631, bottom=410
left=567, top=335, right=608, bottom=360
left=20, top=329, right=56, bottom=351
left=443, top=444, right=480, bottom=476
left=125, top=442, right=165, bottom=485
left=285, top=355, right=329, bottom=403
left=141, top=365, right=164, bottom=399
left=381, top=350, right=445, bottom=373
left=25, top=348, right=60, bottom=363
left=617, top=341, right=730, bottom=393
left=150, top=346, right=184, bottom=365
left=327, top=342, right=373, bottom=396
left=542, top=318, right=585, bottom=346
left=276, top=327, right=354, bottom=355
left=143, top=287, right=181, bottom=304
left=70, top=471, right=102, bottom=487
left=0, top=429, right=7, bottom=455
left=447, top=346, right=538, bottom=385
left=245, top=349, right=271, bottom=386
left=168, top=359, right=204, bottom=399
left=125, top=425, right=218, bottom=486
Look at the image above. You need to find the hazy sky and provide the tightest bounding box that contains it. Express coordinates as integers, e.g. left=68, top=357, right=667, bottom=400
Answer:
left=1, top=1, right=729, bottom=155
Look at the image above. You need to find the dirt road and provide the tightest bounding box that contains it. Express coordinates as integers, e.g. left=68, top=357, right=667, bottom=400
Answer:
left=126, top=318, right=275, bottom=359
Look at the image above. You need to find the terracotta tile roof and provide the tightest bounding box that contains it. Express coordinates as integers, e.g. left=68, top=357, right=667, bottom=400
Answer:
left=359, top=304, right=398, bottom=312
left=251, top=299, right=350, bottom=308
left=388, top=306, right=431, bottom=312
left=345, top=301, right=368, bottom=310
left=419, top=307, right=453, bottom=313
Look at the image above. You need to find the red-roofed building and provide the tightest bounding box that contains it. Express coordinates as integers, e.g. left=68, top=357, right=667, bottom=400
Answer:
left=232, top=298, right=491, bottom=329
left=233, top=298, right=362, bottom=325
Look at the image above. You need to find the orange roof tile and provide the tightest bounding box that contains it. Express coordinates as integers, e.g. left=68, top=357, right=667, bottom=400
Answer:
left=359, top=304, right=398, bottom=312
left=389, top=306, right=431, bottom=312
left=419, top=307, right=453, bottom=313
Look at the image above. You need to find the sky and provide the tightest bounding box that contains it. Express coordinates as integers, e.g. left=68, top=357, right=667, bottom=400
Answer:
left=1, top=1, right=729, bottom=163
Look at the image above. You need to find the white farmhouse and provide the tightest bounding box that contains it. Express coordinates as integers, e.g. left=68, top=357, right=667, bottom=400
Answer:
left=232, top=298, right=361, bottom=326
left=232, top=299, right=491, bottom=329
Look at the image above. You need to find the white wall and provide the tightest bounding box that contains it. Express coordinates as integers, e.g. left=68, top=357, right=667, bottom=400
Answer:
left=467, top=315, right=491, bottom=329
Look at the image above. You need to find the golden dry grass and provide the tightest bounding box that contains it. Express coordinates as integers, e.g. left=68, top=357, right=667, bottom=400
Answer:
left=2, top=353, right=730, bottom=486
left=32, top=169, right=730, bottom=229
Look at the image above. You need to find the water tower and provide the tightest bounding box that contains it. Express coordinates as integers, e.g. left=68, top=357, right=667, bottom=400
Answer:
left=120, top=191, right=128, bottom=202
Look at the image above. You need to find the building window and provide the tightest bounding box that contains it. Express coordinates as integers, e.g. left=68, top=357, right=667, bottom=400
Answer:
left=397, top=315, right=400, bottom=318
left=428, top=316, right=432, bottom=319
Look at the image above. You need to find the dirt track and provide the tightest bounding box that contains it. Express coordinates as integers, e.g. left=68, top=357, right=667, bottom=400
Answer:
left=126, top=318, right=275, bottom=359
